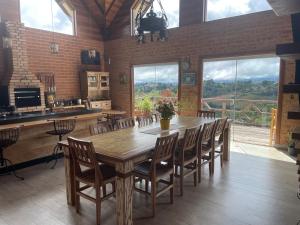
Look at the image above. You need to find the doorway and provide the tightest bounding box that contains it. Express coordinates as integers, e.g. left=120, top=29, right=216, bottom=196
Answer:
left=202, top=56, right=280, bottom=146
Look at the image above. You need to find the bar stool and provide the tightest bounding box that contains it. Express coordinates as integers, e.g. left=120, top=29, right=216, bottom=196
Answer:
left=0, top=127, right=24, bottom=180
left=47, top=119, right=76, bottom=169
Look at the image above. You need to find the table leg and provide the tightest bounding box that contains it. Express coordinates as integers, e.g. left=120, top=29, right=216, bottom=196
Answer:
left=63, top=145, right=75, bottom=206
left=223, top=122, right=231, bottom=161
left=115, top=162, right=134, bottom=225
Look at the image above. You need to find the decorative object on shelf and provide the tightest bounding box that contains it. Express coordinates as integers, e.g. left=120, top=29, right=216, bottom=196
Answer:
left=119, top=72, right=128, bottom=85
left=182, top=72, right=196, bottom=86
left=156, top=99, right=175, bottom=130
left=134, top=0, right=168, bottom=44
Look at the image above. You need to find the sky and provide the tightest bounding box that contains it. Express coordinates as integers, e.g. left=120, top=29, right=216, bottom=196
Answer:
left=20, top=0, right=73, bottom=35
left=134, top=63, right=179, bottom=83
left=134, top=57, right=280, bottom=84
left=203, top=57, right=280, bottom=81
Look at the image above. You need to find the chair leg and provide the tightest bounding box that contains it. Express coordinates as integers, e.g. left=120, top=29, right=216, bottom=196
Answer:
left=102, top=185, right=107, bottom=197
left=198, top=158, right=202, bottom=183
left=180, top=165, right=184, bottom=196
left=145, top=180, right=149, bottom=193
left=151, top=180, right=156, bottom=217
left=96, top=188, right=101, bottom=225
left=1, top=158, right=24, bottom=180
left=193, top=160, right=197, bottom=187
left=220, top=146, right=224, bottom=168
left=170, top=174, right=174, bottom=204
left=75, top=181, right=80, bottom=213
left=112, top=181, right=116, bottom=193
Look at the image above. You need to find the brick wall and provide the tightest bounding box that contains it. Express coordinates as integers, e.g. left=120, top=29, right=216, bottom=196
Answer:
left=105, top=10, right=294, bottom=145
left=0, top=0, right=104, bottom=99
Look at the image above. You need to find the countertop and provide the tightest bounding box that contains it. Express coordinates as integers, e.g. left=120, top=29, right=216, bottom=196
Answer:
left=0, top=110, right=126, bottom=130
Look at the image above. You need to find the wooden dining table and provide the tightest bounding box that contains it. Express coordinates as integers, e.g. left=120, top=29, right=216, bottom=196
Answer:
left=59, top=116, right=231, bottom=225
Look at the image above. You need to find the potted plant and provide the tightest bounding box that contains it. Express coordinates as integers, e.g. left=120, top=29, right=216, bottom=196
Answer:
left=156, top=99, right=175, bottom=130
left=137, top=97, right=153, bottom=116
left=288, top=131, right=297, bottom=157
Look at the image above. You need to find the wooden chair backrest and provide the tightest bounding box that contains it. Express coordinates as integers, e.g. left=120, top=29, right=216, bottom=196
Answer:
left=136, top=115, right=154, bottom=127
left=179, top=126, right=201, bottom=161
left=182, top=126, right=202, bottom=151
left=0, top=127, right=20, bottom=148
left=53, top=119, right=76, bottom=133
left=151, top=132, right=179, bottom=172
left=89, top=121, right=112, bottom=135
left=197, top=110, right=216, bottom=119
left=68, top=137, right=103, bottom=182
left=214, top=118, right=228, bottom=142
left=116, top=117, right=135, bottom=129
left=153, top=112, right=161, bottom=122
left=198, top=121, right=216, bottom=148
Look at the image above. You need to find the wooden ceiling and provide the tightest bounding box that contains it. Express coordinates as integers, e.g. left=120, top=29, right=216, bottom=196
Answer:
left=80, top=0, right=130, bottom=32
left=267, top=0, right=300, bottom=15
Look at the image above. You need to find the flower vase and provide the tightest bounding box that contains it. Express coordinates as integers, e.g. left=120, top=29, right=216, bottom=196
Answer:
left=160, top=119, right=170, bottom=130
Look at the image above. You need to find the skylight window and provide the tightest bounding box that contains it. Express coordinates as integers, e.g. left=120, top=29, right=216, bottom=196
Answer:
left=20, top=0, right=75, bottom=35
left=206, top=0, right=272, bottom=21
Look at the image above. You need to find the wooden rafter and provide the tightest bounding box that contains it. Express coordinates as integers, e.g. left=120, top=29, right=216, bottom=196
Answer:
left=80, top=0, right=105, bottom=30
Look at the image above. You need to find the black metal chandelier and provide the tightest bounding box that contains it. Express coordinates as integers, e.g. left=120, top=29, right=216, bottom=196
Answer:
left=135, top=0, right=168, bottom=44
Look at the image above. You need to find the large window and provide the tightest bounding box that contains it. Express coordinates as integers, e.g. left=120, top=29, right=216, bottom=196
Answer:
left=202, top=56, right=280, bottom=145
left=134, top=63, right=179, bottom=115
left=20, top=0, right=75, bottom=35
left=206, top=0, right=272, bottom=21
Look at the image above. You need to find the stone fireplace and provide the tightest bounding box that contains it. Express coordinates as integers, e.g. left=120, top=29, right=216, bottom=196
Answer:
left=2, top=21, right=45, bottom=112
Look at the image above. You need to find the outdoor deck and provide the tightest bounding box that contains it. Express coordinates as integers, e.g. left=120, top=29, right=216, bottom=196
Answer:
left=232, top=124, right=270, bottom=146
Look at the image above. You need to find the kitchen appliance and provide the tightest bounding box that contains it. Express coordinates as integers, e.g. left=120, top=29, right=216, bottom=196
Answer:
left=14, top=88, right=41, bottom=108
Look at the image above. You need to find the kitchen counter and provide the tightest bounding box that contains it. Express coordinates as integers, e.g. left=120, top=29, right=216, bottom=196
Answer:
left=0, top=109, right=126, bottom=168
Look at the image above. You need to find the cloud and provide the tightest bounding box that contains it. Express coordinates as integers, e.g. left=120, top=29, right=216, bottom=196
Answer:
left=207, top=0, right=271, bottom=21
left=151, top=0, right=179, bottom=28
left=204, top=57, right=280, bottom=81
left=20, top=0, right=73, bottom=35
left=134, top=63, right=179, bottom=83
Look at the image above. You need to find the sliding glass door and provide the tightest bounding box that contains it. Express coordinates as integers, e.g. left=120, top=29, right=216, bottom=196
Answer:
left=203, top=56, right=280, bottom=145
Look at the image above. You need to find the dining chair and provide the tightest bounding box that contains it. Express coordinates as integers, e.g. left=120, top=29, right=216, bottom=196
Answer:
left=152, top=112, right=161, bottom=122
left=213, top=118, right=228, bottom=171
left=136, top=115, right=154, bottom=127
left=68, top=137, right=116, bottom=225
left=197, top=110, right=216, bottom=119
left=89, top=121, right=113, bottom=136
left=175, top=126, right=201, bottom=196
left=116, top=117, right=135, bottom=129
left=198, top=121, right=216, bottom=183
left=133, top=132, right=179, bottom=217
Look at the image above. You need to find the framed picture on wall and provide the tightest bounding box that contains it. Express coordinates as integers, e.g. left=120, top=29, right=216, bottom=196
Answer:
left=182, top=72, right=196, bottom=86
left=119, top=73, right=128, bottom=85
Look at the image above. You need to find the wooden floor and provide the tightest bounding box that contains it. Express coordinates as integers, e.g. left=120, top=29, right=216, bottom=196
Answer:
left=0, top=147, right=299, bottom=225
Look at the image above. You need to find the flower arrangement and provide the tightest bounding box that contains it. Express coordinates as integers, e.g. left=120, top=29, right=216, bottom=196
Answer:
left=156, top=100, right=175, bottom=120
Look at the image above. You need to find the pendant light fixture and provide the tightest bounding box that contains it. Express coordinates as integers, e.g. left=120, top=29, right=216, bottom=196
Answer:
left=49, top=0, right=59, bottom=54
left=135, top=0, right=169, bottom=44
